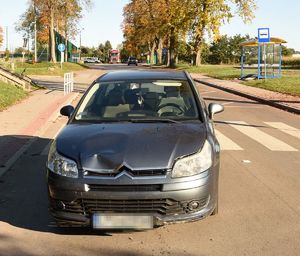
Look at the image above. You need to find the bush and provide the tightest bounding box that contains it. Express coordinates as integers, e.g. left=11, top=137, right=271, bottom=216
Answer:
left=282, top=57, right=300, bottom=68
left=5, top=49, right=10, bottom=61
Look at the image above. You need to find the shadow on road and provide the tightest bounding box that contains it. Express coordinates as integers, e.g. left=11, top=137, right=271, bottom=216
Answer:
left=214, top=120, right=268, bottom=128
left=204, top=97, right=260, bottom=105
left=0, top=135, right=110, bottom=236
left=31, top=80, right=87, bottom=93
left=0, top=231, right=201, bottom=256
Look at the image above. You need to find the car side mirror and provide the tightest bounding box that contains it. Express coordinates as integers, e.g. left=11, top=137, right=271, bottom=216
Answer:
left=208, top=103, right=224, bottom=119
left=60, top=105, right=74, bottom=117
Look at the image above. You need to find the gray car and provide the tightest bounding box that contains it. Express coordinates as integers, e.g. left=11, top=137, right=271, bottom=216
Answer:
left=47, top=70, right=224, bottom=229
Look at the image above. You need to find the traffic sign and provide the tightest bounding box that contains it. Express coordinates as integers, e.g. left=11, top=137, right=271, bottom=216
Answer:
left=58, top=43, right=65, bottom=52
left=258, top=28, right=270, bottom=43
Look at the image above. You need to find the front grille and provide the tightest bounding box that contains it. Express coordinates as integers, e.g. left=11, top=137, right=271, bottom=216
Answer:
left=80, top=198, right=182, bottom=215
left=52, top=197, right=209, bottom=217
left=88, top=184, right=162, bottom=192
left=84, top=168, right=167, bottom=177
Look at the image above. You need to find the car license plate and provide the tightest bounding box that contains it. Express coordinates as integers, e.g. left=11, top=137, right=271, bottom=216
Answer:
left=92, top=214, right=153, bottom=229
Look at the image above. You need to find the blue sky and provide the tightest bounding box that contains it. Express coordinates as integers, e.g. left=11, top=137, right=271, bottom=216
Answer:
left=0, top=0, right=299, bottom=51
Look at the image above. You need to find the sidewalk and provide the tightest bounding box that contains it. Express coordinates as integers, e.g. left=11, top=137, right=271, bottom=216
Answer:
left=191, top=73, right=300, bottom=114
left=0, top=89, right=78, bottom=176
left=0, top=68, right=104, bottom=177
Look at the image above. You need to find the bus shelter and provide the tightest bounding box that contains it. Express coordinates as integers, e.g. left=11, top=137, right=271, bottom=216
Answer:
left=240, top=37, right=287, bottom=80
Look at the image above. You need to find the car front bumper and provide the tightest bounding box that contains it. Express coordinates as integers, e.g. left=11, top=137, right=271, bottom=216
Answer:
left=47, top=167, right=218, bottom=228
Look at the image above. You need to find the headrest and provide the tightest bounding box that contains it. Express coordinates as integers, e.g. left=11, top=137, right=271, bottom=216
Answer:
left=107, top=87, right=125, bottom=106
left=165, top=86, right=179, bottom=97
left=124, top=89, right=138, bottom=104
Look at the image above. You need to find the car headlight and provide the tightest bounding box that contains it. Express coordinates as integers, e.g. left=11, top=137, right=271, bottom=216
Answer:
left=172, top=140, right=212, bottom=178
left=47, top=142, right=78, bottom=178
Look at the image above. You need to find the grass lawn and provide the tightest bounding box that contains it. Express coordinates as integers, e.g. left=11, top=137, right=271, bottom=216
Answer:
left=177, top=64, right=243, bottom=80
left=178, top=64, right=300, bottom=97
left=13, top=62, right=88, bottom=76
left=0, top=81, right=28, bottom=111
left=244, top=76, right=300, bottom=96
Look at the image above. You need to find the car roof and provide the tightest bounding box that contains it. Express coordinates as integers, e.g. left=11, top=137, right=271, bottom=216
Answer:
left=97, top=70, right=188, bottom=82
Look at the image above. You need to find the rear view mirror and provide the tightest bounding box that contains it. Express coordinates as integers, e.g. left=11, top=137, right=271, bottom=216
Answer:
left=60, top=105, right=74, bottom=117
left=208, top=103, right=224, bottom=119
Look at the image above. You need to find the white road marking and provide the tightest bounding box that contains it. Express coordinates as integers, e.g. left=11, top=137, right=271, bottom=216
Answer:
left=222, top=102, right=234, bottom=106
left=264, top=122, right=300, bottom=140
left=225, top=106, right=262, bottom=108
left=201, top=91, right=216, bottom=95
left=242, top=160, right=252, bottom=164
left=229, top=121, right=298, bottom=151
left=215, top=129, right=243, bottom=151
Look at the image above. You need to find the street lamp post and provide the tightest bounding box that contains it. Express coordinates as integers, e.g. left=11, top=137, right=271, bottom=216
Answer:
left=79, top=27, right=84, bottom=62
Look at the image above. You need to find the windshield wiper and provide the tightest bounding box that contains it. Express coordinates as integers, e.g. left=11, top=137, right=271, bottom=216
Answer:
left=129, top=118, right=179, bottom=123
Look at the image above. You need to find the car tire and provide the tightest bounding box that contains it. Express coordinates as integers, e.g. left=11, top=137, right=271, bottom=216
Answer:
left=211, top=199, right=218, bottom=215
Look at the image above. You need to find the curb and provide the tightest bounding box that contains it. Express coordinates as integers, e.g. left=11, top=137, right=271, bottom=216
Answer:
left=194, top=78, right=300, bottom=115
left=0, top=92, right=79, bottom=178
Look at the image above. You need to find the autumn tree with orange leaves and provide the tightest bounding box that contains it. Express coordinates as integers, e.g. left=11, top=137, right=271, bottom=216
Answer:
left=123, top=0, right=192, bottom=67
left=16, top=0, right=92, bottom=63
left=0, top=26, right=3, bottom=48
left=123, top=0, right=256, bottom=67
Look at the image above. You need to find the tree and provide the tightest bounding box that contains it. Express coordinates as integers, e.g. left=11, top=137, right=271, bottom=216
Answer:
left=59, top=0, right=92, bottom=61
left=16, top=0, right=92, bottom=63
left=100, top=40, right=112, bottom=63
left=123, top=0, right=158, bottom=64
left=123, top=0, right=192, bottom=67
left=0, top=26, right=3, bottom=48
left=14, top=47, right=27, bottom=55
left=190, top=0, right=256, bottom=66
left=207, top=34, right=250, bottom=64
left=281, top=46, right=296, bottom=57
left=162, top=0, right=194, bottom=67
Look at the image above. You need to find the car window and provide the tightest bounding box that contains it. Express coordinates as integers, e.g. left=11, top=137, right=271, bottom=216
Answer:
left=75, top=80, right=200, bottom=121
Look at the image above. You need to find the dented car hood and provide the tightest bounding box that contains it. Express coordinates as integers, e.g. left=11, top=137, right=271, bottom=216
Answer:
left=56, top=122, right=206, bottom=171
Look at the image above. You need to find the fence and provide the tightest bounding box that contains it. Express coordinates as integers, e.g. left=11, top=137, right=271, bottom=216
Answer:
left=64, top=72, right=74, bottom=95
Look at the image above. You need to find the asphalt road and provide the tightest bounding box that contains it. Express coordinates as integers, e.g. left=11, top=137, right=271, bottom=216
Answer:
left=86, top=63, right=141, bottom=69
left=0, top=66, right=299, bottom=256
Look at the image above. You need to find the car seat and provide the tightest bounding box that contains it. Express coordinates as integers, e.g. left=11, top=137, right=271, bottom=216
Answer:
left=103, top=86, right=130, bottom=118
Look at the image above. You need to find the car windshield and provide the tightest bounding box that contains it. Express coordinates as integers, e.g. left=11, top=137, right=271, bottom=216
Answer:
left=75, top=80, right=200, bottom=122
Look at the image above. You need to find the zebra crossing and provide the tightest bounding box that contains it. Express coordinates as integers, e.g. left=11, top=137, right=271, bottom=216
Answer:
left=215, top=121, right=300, bottom=152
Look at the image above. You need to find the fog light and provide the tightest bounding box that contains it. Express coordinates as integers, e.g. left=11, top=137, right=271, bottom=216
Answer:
left=56, top=200, right=65, bottom=210
left=188, top=201, right=200, bottom=211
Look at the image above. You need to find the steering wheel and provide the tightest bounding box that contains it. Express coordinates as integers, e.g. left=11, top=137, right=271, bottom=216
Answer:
left=157, top=103, right=185, bottom=116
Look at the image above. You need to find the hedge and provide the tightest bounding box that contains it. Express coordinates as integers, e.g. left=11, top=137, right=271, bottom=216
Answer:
left=282, top=57, right=300, bottom=68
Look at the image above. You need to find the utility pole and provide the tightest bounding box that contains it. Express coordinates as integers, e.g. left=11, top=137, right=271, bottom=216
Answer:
left=28, top=28, right=30, bottom=57
left=5, top=26, right=8, bottom=50
left=34, top=3, right=37, bottom=63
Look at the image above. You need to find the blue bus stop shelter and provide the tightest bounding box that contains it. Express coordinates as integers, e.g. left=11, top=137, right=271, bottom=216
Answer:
left=240, top=37, right=287, bottom=80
